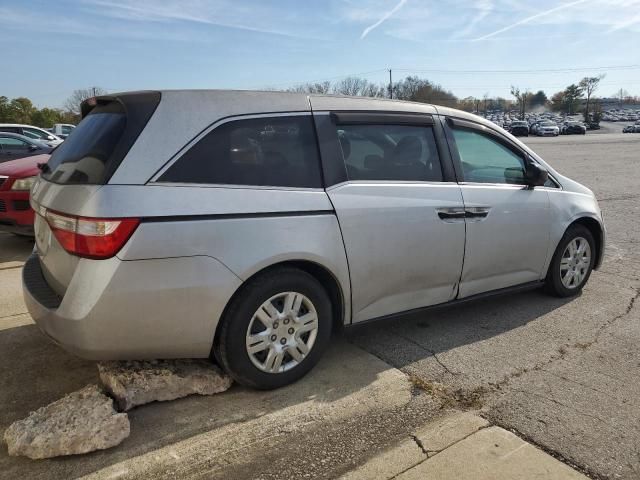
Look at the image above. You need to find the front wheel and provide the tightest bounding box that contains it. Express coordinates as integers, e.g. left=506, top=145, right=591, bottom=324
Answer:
left=545, top=225, right=595, bottom=297
left=216, top=267, right=333, bottom=389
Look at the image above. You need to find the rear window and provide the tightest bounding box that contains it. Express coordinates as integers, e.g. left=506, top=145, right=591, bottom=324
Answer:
left=159, top=115, right=322, bottom=188
left=41, top=92, right=160, bottom=185
left=42, top=104, right=125, bottom=184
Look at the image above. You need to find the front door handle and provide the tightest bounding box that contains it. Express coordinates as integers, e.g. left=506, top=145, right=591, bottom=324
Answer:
left=465, top=207, right=491, bottom=221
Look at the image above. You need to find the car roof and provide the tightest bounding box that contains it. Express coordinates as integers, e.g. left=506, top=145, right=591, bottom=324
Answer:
left=0, top=123, right=48, bottom=129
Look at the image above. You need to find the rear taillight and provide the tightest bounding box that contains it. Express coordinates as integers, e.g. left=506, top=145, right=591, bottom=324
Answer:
left=44, top=210, right=139, bottom=259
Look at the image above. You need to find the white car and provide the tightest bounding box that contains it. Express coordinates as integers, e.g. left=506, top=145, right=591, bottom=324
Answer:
left=537, top=121, right=560, bottom=136
left=0, top=124, right=63, bottom=146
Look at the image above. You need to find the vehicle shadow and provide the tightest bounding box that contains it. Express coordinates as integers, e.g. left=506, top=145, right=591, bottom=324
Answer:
left=0, top=233, right=34, bottom=265
left=0, top=324, right=389, bottom=479
left=346, top=287, right=576, bottom=372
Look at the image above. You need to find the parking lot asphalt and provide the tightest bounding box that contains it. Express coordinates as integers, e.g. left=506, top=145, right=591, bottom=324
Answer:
left=352, top=132, right=640, bottom=480
left=0, top=131, right=639, bottom=479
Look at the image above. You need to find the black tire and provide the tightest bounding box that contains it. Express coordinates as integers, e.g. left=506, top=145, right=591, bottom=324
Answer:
left=545, top=224, right=595, bottom=297
left=215, top=267, right=333, bottom=389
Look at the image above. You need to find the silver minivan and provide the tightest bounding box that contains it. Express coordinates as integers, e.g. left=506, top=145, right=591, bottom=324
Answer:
left=23, top=91, right=604, bottom=389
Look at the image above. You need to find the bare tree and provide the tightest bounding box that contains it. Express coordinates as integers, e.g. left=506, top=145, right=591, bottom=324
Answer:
left=579, top=74, right=604, bottom=122
left=64, top=87, right=108, bottom=115
left=510, top=86, right=530, bottom=120
left=286, top=81, right=332, bottom=94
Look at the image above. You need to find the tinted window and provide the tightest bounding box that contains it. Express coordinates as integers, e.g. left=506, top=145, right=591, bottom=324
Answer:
left=452, top=129, right=525, bottom=184
left=336, top=124, right=443, bottom=182
left=160, top=116, right=322, bottom=188
left=0, top=137, right=29, bottom=150
left=42, top=104, right=126, bottom=184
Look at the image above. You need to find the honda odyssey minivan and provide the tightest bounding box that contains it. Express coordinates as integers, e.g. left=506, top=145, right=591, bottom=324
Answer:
left=23, top=91, right=604, bottom=389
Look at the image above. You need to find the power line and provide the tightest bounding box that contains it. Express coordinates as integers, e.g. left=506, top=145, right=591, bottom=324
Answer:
left=393, top=64, right=640, bottom=75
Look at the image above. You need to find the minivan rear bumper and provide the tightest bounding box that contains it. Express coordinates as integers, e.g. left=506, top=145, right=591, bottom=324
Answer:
left=22, top=253, right=242, bottom=360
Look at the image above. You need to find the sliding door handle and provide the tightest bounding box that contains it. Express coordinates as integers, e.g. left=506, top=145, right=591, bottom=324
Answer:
left=436, top=207, right=466, bottom=222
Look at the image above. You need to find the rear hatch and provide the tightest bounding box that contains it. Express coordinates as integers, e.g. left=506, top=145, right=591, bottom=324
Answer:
left=31, top=92, right=160, bottom=296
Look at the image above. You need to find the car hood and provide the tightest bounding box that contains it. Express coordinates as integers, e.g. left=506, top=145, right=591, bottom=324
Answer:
left=0, top=154, right=49, bottom=178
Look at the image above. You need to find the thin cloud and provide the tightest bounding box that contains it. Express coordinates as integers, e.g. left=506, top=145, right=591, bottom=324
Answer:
left=83, top=0, right=314, bottom=39
left=360, top=0, right=408, bottom=39
left=471, top=0, right=590, bottom=41
left=455, top=0, right=493, bottom=38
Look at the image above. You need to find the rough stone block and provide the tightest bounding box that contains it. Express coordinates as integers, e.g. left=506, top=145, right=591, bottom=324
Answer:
left=4, top=384, right=129, bottom=459
left=98, top=359, right=233, bottom=411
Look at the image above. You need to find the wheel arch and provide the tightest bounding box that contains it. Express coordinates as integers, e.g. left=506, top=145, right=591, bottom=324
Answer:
left=211, top=259, right=347, bottom=358
left=547, top=216, right=604, bottom=277
left=570, top=217, right=604, bottom=269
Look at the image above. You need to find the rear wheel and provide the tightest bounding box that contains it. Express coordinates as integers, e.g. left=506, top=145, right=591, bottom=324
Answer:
left=216, top=267, right=333, bottom=389
left=545, top=225, right=595, bottom=297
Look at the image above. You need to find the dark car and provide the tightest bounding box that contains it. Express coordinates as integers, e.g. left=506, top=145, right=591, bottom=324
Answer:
left=586, top=122, right=600, bottom=130
left=0, top=132, right=53, bottom=163
left=509, top=121, right=529, bottom=137
left=561, top=122, right=587, bottom=135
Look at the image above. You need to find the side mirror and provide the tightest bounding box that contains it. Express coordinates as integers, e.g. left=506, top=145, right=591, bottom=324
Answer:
left=524, top=159, right=548, bottom=187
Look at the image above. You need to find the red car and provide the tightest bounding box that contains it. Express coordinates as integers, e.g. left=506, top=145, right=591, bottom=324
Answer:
left=0, top=154, right=49, bottom=235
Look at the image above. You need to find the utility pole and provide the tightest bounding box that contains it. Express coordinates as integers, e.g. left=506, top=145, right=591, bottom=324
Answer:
left=388, top=69, right=393, bottom=99
left=92, top=86, right=96, bottom=97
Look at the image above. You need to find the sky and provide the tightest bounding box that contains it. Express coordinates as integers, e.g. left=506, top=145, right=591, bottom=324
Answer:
left=1, top=0, right=639, bottom=108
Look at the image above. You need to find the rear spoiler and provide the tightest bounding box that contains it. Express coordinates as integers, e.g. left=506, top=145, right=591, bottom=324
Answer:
left=80, top=91, right=161, bottom=119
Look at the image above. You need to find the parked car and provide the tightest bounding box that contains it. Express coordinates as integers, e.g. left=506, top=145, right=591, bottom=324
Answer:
left=509, top=121, right=529, bottom=136
left=48, top=123, right=76, bottom=139
left=0, top=154, right=48, bottom=235
left=586, top=122, right=600, bottom=130
left=561, top=122, right=587, bottom=135
left=0, top=124, right=63, bottom=146
left=536, top=121, right=560, bottom=136
left=23, top=91, right=605, bottom=389
left=622, top=125, right=635, bottom=133
left=0, top=132, right=53, bottom=162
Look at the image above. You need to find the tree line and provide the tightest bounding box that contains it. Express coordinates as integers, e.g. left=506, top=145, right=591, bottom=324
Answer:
left=2, top=78, right=638, bottom=128
left=0, top=87, right=107, bottom=128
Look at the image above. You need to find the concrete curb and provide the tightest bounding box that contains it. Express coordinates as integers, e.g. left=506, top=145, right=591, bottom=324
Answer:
left=340, top=412, right=589, bottom=480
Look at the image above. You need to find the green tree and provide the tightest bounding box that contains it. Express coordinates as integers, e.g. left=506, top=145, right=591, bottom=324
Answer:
left=563, top=84, right=583, bottom=114
left=0, top=96, right=10, bottom=122
left=31, top=108, right=64, bottom=128
left=549, top=91, right=565, bottom=112
left=9, top=97, right=35, bottom=124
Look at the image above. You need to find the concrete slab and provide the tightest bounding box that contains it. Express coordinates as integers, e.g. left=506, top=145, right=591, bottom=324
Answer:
left=0, top=268, right=27, bottom=318
left=396, top=426, right=588, bottom=480
left=413, top=412, right=488, bottom=453
left=0, top=313, right=33, bottom=332
left=339, top=439, right=426, bottom=480
left=0, top=233, right=33, bottom=267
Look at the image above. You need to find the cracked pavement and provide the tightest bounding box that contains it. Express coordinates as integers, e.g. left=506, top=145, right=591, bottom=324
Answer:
left=351, top=133, right=640, bottom=480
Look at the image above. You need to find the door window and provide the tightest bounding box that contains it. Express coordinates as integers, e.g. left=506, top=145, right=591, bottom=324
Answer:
left=159, top=115, right=322, bottom=188
left=451, top=128, right=526, bottom=184
left=23, top=128, right=51, bottom=140
left=336, top=124, right=443, bottom=182
left=0, top=137, right=30, bottom=151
